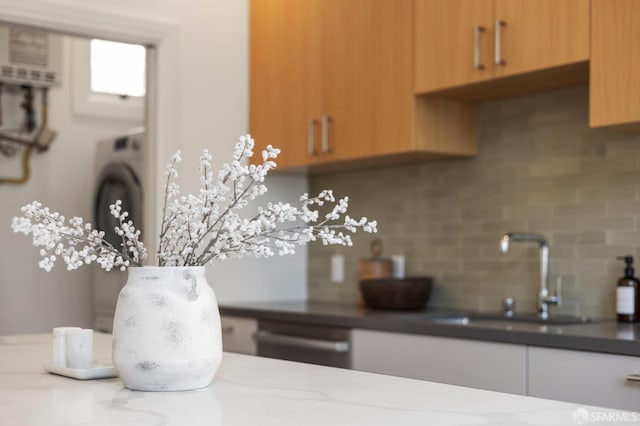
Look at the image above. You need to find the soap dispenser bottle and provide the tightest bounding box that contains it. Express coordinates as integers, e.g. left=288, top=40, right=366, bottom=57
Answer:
left=616, top=256, right=640, bottom=323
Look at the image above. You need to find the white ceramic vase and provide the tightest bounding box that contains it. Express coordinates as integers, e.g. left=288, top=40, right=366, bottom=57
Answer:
left=112, top=266, right=222, bottom=391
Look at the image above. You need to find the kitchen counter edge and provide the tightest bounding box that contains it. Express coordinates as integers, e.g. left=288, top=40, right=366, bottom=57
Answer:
left=219, top=301, right=640, bottom=357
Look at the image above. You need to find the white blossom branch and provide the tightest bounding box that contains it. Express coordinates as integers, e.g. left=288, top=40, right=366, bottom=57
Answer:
left=13, top=134, right=377, bottom=272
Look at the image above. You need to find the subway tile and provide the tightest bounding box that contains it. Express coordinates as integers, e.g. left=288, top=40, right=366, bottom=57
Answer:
left=577, top=244, right=637, bottom=260
left=606, top=171, right=640, bottom=186
left=605, top=138, right=640, bottom=157
left=529, top=126, right=586, bottom=158
left=428, top=209, right=463, bottom=222
left=606, top=200, right=640, bottom=215
left=421, top=260, right=461, bottom=274
left=461, top=260, right=508, bottom=273
left=423, top=235, right=460, bottom=247
left=528, top=108, right=588, bottom=128
left=549, top=244, right=577, bottom=259
left=482, top=220, right=528, bottom=233
left=574, top=259, right=608, bottom=273
left=576, top=270, right=610, bottom=287
left=605, top=230, right=640, bottom=246
left=553, top=231, right=606, bottom=245
left=578, top=285, right=613, bottom=303
left=503, top=204, right=553, bottom=221
left=528, top=158, right=582, bottom=178
left=442, top=221, right=483, bottom=234
left=550, top=258, right=576, bottom=274
left=530, top=173, right=606, bottom=189
left=437, top=246, right=480, bottom=258
left=528, top=217, right=578, bottom=231
left=555, top=274, right=577, bottom=290
left=460, top=234, right=503, bottom=246
left=578, top=185, right=638, bottom=203
left=580, top=139, right=607, bottom=158
left=580, top=156, right=639, bottom=174
left=460, top=206, right=506, bottom=221
left=556, top=300, right=582, bottom=316
left=553, top=202, right=606, bottom=217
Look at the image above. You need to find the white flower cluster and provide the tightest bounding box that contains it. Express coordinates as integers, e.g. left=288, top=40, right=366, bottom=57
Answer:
left=12, top=135, right=376, bottom=272
left=12, top=201, right=146, bottom=272
left=157, top=135, right=377, bottom=266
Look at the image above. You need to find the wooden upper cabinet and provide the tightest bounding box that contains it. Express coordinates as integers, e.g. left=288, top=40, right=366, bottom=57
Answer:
left=415, top=0, right=495, bottom=93
left=251, top=0, right=422, bottom=169
left=590, top=0, right=640, bottom=129
left=415, top=0, right=589, bottom=96
left=493, top=0, right=589, bottom=79
left=250, top=0, right=477, bottom=172
left=322, top=0, right=414, bottom=162
left=321, top=0, right=373, bottom=162
left=249, top=0, right=322, bottom=168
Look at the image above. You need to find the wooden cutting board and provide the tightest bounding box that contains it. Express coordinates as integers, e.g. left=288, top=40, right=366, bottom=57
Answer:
left=358, top=239, right=392, bottom=280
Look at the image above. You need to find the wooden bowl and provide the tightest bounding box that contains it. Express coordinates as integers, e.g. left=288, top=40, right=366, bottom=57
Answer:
left=359, top=277, right=432, bottom=310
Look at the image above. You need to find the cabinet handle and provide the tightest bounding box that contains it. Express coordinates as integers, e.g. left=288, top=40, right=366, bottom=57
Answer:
left=321, top=115, right=331, bottom=153
left=495, top=20, right=506, bottom=65
left=626, top=373, right=640, bottom=383
left=253, top=330, right=349, bottom=352
left=307, top=119, right=318, bottom=156
left=221, top=326, right=234, bottom=335
left=473, top=25, right=485, bottom=70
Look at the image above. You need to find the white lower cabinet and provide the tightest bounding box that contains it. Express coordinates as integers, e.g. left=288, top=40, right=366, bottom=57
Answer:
left=352, top=329, right=527, bottom=395
left=528, top=347, right=640, bottom=411
left=221, top=315, right=257, bottom=355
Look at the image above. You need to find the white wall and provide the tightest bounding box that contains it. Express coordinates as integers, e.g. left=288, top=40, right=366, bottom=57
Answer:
left=0, top=35, right=144, bottom=334
left=205, top=174, right=308, bottom=303
left=0, top=0, right=308, bottom=334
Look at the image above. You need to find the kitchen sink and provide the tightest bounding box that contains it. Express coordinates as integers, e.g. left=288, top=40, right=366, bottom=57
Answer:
left=428, top=312, right=593, bottom=326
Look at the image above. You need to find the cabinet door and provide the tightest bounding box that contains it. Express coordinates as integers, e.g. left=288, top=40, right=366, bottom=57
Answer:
left=528, top=347, right=640, bottom=411
left=250, top=0, right=323, bottom=168
left=590, top=0, right=640, bottom=129
left=221, top=315, right=257, bottom=355
left=320, top=0, right=415, bottom=162
left=415, top=0, right=494, bottom=93
left=493, top=0, right=589, bottom=78
left=352, top=329, right=526, bottom=395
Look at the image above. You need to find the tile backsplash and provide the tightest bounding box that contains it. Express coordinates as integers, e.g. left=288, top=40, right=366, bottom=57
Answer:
left=308, top=86, right=640, bottom=318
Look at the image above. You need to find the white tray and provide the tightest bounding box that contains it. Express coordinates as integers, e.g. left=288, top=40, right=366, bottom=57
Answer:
left=43, top=361, right=118, bottom=380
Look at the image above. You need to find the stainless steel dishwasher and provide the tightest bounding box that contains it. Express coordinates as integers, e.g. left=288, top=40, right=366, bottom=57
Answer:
left=253, top=320, right=351, bottom=369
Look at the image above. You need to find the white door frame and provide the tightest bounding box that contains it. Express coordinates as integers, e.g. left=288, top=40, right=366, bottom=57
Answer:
left=0, top=1, right=177, bottom=259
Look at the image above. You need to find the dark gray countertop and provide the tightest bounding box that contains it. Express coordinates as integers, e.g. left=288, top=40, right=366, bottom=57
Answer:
left=219, top=300, right=640, bottom=357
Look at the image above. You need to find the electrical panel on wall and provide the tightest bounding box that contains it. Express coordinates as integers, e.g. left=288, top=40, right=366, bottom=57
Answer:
left=0, top=25, right=62, bottom=88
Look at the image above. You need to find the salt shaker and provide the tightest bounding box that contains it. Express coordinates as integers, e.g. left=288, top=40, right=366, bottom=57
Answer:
left=52, top=327, right=81, bottom=367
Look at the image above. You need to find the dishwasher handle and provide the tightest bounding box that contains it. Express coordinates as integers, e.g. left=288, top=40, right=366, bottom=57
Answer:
left=626, top=373, right=640, bottom=383
left=253, top=330, right=350, bottom=353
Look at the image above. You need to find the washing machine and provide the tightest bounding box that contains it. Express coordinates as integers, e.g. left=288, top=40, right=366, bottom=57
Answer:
left=92, top=128, right=145, bottom=332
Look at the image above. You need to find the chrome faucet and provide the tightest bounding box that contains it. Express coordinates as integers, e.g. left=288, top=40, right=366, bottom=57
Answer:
left=500, top=232, right=560, bottom=319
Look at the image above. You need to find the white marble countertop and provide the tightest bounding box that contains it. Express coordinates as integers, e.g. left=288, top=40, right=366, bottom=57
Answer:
left=0, top=333, right=633, bottom=425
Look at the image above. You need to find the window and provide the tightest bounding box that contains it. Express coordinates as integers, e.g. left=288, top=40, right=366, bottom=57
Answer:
left=72, top=38, right=146, bottom=122
left=90, top=39, right=146, bottom=97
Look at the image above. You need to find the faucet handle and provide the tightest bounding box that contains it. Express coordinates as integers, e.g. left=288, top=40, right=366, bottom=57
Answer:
left=502, top=297, right=515, bottom=317
left=541, top=277, right=562, bottom=308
